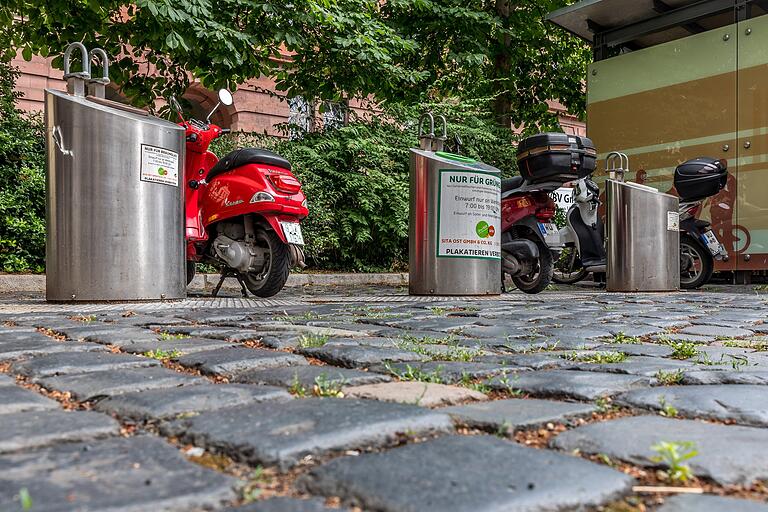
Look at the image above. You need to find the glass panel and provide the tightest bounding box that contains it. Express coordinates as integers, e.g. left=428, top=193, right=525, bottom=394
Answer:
left=735, top=12, right=768, bottom=270
left=587, top=22, right=738, bottom=270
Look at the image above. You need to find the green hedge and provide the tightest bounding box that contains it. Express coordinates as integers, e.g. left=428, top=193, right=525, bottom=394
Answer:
left=0, top=64, right=520, bottom=273
left=0, top=65, right=46, bottom=273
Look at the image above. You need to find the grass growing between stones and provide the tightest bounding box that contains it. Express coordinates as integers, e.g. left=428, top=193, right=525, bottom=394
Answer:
left=297, top=334, right=329, bottom=348
left=561, top=351, right=629, bottom=364
left=610, top=332, right=642, bottom=344
left=273, top=311, right=322, bottom=323
left=383, top=363, right=445, bottom=384
left=158, top=332, right=191, bottom=341
left=650, top=441, right=698, bottom=483
left=665, top=340, right=700, bottom=360
left=288, top=373, right=347, bottom=398
left=654, top=369, right=685, bottom=385
left=657, top=396, right=678, bottom=418
left=144, top=349, right=182, bottom=360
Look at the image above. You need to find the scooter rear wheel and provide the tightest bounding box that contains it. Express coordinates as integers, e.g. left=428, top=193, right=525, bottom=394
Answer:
left=186, top=261, right=196, bottom=285
left=680, top=235, right=714, bottom=290
left=511, top=237, right=554, bottom=294
left=243, top=229, right=291, bottom=298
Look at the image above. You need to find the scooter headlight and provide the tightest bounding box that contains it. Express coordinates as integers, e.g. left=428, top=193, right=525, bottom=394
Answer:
left=250, top=192, right=275, bottom=203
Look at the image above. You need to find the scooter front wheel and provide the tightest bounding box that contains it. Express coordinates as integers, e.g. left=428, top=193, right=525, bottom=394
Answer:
left=243, top=229, right=291, bottom=298
left=553, top=247, right=588, bottom=284
left=511, top=238, right=554, bottom=294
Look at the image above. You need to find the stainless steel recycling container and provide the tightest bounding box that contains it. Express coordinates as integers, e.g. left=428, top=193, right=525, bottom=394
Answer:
left=409, top=149, right=502, bottom=295
left=606, top=179, right=679, bottom=292
left=45, top=73, right=185, bottom=301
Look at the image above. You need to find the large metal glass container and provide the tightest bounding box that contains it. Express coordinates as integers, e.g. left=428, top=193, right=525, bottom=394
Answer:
left=606, top=179, right=679, bottom=292
left=45, top=88, right=186, bottom=301
left=409, top=149, right=502, bottom=296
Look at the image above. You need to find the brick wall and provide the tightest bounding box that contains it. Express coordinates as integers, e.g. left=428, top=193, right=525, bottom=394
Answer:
left=11, top=52, right=585, bottom=136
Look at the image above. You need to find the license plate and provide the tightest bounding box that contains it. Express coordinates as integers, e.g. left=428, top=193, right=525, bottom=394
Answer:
left=538, top=222, right=561, bottom=246
left=280, top=221, right=304, bottom=245
left=538, top=222, right=558, bottom=238
left=701, top=230, right=722, bottom=255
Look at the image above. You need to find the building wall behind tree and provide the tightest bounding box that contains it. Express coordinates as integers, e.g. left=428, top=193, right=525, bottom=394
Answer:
left=11, top=52, right=585, bottom=137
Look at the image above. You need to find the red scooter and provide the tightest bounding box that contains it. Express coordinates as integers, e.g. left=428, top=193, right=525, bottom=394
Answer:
left=500, top=177, right=559, bottom=294
left=171, top=90, right=308, bottom=298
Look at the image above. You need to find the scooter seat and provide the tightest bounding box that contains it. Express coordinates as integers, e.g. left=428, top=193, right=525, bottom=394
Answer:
left=207, top=148, right=291, bottom=182
left=501, top=176, right=525, bottom=193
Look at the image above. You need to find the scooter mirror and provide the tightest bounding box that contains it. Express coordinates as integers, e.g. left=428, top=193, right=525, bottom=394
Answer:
left=218, top=89, right=233, bottom=106
left=168, top=95, right=184, bottom=121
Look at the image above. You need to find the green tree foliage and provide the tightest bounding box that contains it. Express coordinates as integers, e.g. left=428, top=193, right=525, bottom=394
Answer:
left=0, top=0, right=425, bottom=108
left=0, top=65, right=46, bottom=272
left=1, top=1, right=589, bottom=128
left=379, top=0, right=591, bottom=128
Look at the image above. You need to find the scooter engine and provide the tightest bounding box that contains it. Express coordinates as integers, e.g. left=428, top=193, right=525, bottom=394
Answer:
left=212, top=220, right=267, bottom=273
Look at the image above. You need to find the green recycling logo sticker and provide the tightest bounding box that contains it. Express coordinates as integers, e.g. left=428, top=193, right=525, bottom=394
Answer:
left=476, top=221, right=489, bottom=238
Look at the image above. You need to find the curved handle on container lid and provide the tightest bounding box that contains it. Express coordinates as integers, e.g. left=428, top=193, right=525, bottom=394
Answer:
left=436, top=115, right=448, bottom=140
left=88, top=48, right=110, bottom=84
left=63, top=42, right=91, bottom=80
left=418, top=112, right=435, bottom=138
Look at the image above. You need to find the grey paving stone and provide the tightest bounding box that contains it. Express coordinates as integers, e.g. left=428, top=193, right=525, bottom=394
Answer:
left=0, top=386, right=59, bottom=414
left=160, top=326, right=270, bottom=341
left=542, top=327, right=613, bottom=340
left=0, top=410, right=119, bottom=453
left=564, top=355, right=696, bottom=377
left=600, top=324, right=661, bottom=337
left=299, top=435, right=632, bottom=512
left=344, top=381, right=487, bottom=407
left=0, top=338, right=105, bottom=361
left=617, top=385, right=768, bottom=426
left=478, top=353, right=572, bottom=370
left=221, top=497, right=346, bottom=512
left=10, top=351, right=158, bottom=379
left=0, top=374, right=15, bottom=386
left=37, top=367, right=203, bottom=401
left=0, top=327, right=53, bottom=343
left=163, top=398, right=453, bottom=471
left=443, top=398, right=595, bottom=431
left=235, top=365, right=390, bottom=388
left=177, top=347, right=307, bottom=377
left=121, top=337, right=238, bottom=355
left=594, top=343, right=675, bottom=357
left=551, top=416, right=768, bottom=485
left=96, top=383, right=291, bottom=420
left=371, top=361, right=513, bottom=383
left=652, top=333, right=715, bottom=344
left=657, top=494, right=768, bottom=512
left=299, top=345, right=424, bottom=368
left=486, top=370, right=652, bottom=400
left=682, top=325, right=754, bottom=338
left=84, top=327, right=162, bottom=346
left=682, top=370, right=768, bottom=385
left=0, top=435, right=237, bottom=511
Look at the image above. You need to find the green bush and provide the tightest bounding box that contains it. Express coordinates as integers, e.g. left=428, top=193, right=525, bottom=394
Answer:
left=211, top=102, right=520, bottom=272
left=0, top=64, right=46, bottom=273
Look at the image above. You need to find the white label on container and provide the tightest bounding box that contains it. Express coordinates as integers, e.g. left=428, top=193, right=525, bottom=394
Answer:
left=437, top=169, right=501, bottom=260
left=140, top=144, right=179, bottom=186
left=667, top=211, right=680, bottom=231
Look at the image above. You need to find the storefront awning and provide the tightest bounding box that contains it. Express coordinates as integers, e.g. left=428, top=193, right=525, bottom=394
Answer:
left=547, top=0, right=758, bottom=51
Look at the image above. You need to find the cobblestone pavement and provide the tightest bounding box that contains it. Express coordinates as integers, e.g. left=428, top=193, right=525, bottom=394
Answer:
left=2, top=286, right=768, bottom=511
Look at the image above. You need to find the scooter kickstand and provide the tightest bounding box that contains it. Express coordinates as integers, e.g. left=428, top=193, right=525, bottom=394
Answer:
left=235, top=272, right=249, bottom=298
left=211, top=271, right=228, bottom=298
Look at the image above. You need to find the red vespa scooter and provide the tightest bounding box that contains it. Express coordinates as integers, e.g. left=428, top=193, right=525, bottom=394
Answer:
left=170, top=90, right=308, bottom=298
